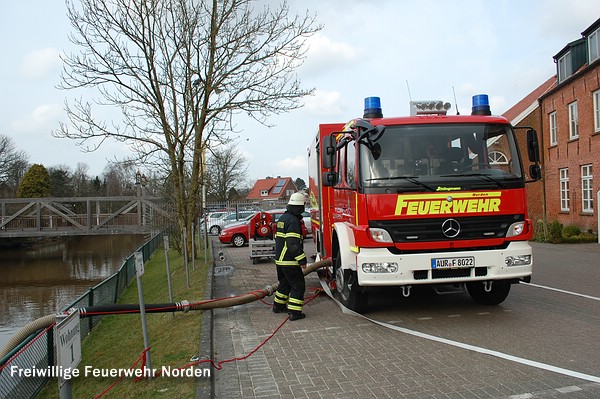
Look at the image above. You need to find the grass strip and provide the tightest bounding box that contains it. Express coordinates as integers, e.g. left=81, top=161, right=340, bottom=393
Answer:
left=41, top=244, right=210, bottom=399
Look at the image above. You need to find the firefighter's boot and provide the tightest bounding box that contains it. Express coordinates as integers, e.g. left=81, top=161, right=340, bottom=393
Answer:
left=287, top=296, right=305, bottom=320
left=273, top=291, right=289, bottom=313
left=272, top=304, right=287, bottom=313
left=288, top=310, right=306, bottom=321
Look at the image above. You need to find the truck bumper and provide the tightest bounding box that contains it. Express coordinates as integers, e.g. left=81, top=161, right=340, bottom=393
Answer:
left=356, top=241, right=532, bottom=286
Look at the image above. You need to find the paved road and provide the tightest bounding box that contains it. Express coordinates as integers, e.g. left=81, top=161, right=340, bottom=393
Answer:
left=205, top=239, right=600, bottom=398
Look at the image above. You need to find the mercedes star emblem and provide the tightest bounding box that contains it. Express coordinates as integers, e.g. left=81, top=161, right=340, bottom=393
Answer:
left=442, top=218, right=460, bottom=238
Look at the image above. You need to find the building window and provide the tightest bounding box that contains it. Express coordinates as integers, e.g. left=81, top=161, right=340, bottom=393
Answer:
left=558, top=52, right=572, bottom=82
left=581, top=164, right=593, bottom=213
left=549, top=111, right=557, bottom=145
left=594, top=90, right=600, bottom=132
left=560, top=168, right=570, bottom=212
left=568, top=101, right=578, bottom=139
left=489, top=151, right=508, bottom=164
left=589, top=27, right=600, bottom=63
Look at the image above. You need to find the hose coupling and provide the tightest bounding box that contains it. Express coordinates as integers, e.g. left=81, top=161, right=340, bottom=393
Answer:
left=179, top=300, right=191, bottom=313
left=264, top=285, right=274, bottom=296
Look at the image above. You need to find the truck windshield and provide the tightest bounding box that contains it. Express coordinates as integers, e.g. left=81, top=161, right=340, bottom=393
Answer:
left=359, top=123, right=524, bottom=192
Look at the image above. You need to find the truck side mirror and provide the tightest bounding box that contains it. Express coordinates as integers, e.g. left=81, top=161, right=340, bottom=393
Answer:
left=321, top=171, right=338, bottom=187
left=526, top=129, right=540, bottom=163
left=321, top=135, right=337, bottom=169
left=529, top=164, right=542, bottom=181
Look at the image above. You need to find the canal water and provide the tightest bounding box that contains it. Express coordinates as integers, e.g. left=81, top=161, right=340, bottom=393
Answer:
left=0, top=235, right=147, bottom=350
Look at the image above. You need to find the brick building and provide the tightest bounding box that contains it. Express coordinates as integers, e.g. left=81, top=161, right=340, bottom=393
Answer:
left=503, top=76, right=557, bottom=226
left=502, top=18, right=600, bottom=234
left=538, top=18, right=600, bottom=232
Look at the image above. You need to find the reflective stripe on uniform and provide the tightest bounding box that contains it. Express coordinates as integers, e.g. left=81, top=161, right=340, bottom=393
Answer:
left=276, top=240, right=306, bottom=266
left=275, top=231, right=303, bottom=239
left=287, top=297, right=304, bottom=312
left=274, top=291, right=289, bottom=305
left=275, top=260, right=300, bottom=266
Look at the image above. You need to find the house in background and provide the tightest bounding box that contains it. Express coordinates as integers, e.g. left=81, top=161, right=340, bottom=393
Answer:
left=246, top=176, right=297, bottom=203
left=502, top=75, right=557, bottom=226
left=504, top=17, right=600, bottom=233
left=538, top=17, right=600, bottom=232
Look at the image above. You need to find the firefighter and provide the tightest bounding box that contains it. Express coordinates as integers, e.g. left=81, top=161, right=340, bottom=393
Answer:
left=272, top=192, right=308, bottom=320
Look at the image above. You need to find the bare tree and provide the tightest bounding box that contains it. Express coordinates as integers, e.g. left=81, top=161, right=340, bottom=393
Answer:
left=206, top=143, right=248, bottom=202
left=54, top=0, right=320, bottom=254
left=0, top=135, right=29, bottom=197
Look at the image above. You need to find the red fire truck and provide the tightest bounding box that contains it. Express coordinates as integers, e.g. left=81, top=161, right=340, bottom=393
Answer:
left=308, top=95, right=541, bottom=312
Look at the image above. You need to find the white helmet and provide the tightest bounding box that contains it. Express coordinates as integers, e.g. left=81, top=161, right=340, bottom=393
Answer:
left=288, top=192, right=305, bottom=206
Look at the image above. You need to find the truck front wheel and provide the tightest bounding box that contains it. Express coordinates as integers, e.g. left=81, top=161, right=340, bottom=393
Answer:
left=334, top=256, right=368, bottom=313
left=466, top=281, right=511, bottom=305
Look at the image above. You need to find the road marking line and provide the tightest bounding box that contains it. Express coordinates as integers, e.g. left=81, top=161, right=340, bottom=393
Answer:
left=555, top=385, right=582, bottom=393
left=521, top=282, right=600, bottom=302
left=319, top=277, right=600, bottom=384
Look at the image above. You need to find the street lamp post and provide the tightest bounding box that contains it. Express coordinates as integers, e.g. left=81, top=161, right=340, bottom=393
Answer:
left=135, top=171, right=147, bottom=227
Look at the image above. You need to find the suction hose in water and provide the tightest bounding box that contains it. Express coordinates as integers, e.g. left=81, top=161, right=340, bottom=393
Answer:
left=0, top=259, right=331, bottom=360
left=0, top=315, right=57, bottom=361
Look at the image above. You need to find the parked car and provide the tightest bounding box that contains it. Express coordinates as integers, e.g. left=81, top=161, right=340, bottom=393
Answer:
left=200, top=210, right=229, bottom=232
left=302, top=211, right=313, bottom=237
left=219, top=209, right=307, bottom=247
left=207, top=210, right=255, bottom=235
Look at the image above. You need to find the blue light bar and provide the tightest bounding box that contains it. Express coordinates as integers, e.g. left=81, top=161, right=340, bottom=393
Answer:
left=472, top=94, right=491, bottom=115
left=363, top=97, right=383, bottom=118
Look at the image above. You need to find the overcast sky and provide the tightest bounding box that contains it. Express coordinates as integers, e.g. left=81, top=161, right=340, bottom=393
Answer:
left=1, top=1, right=599, bottom=185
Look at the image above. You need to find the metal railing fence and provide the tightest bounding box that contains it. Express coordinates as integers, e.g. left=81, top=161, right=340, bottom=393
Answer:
left=0, top=233, right=162, bottom=399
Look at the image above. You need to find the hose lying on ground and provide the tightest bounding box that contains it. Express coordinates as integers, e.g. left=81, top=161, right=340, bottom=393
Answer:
left=0, top=259, right=331, bottom=360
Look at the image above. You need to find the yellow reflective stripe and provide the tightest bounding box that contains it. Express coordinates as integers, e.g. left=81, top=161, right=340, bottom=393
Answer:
left=350, top=246, right=359, bottom=253
left=274, top=297, right=288, bottom=305
left=276, top=232, right=302, bottom=239
left=355, top=191, right=359, bottom=226
left=287, top=304, right=303, bottom=311
left=275, top=260, right=300, bottom=266
left=277, top=243, right=288, bottom=263
left=288, top=297, right=304, bottom=305
left=295, top=253, right=307, bottom=261
left=275, top=292, right=289, bottom=300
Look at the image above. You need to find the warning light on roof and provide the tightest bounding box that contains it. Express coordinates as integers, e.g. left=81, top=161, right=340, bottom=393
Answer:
left=409, top=100, right=451, bottom=116
left=363, top=97, right=383, bottom=119
left=471, top=94, right=491, bottom=116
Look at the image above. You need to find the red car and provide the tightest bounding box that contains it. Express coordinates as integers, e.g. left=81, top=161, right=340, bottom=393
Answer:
left=219, top=209, right=307, bottom=247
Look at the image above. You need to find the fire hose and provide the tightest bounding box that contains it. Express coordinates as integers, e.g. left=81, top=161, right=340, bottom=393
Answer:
left=0, top=259, right=331, bottom=360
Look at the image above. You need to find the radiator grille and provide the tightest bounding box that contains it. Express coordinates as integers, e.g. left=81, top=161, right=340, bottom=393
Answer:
left=370, top=214, right=524, bottom=243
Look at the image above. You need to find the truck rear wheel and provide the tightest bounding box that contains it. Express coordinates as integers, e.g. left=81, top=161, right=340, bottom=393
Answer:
left=466, top=281, right=511, bottom=305
left=334, top=256, right=368, bottom=313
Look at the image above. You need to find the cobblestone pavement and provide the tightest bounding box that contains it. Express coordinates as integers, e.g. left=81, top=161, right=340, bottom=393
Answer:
left=202, top=238, right=600, bottom=398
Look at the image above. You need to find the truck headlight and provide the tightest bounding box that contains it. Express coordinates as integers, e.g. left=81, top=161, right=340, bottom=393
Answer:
left=368, top=228, right=393, bottom=243
left=506, top=221, right=525, bottom=237
left=505, top=255, right=531, bottom=266
left=362, top=262, right=398, bottom=273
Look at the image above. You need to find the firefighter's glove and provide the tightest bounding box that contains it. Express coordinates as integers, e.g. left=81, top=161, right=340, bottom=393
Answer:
left=299, top=258, right=307, bottom=269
